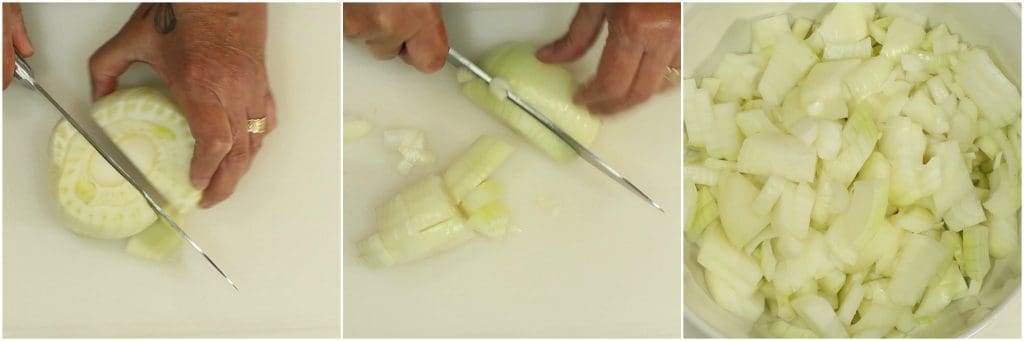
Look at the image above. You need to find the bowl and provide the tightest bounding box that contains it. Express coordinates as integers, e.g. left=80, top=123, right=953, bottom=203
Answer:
left=683, top=3, right=1022, bottom=337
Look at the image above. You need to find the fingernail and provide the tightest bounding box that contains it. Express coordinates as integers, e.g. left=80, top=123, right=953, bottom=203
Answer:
left=537, top=44, right=555, bottom=59
left=192, top=177, right=210, bottom=189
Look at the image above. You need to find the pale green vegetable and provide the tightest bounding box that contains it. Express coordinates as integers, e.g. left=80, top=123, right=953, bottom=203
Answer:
left=758, top=34, right=819, bottom=105
left=50, top=87, right=200, bottom=259
left=443, top=135, right=513, bottom=203
left=460, top=43, right=600, bottom=161
left=888, top=233, right=949, bottom=306
left=685, top=4, right=1021, bottom=337
left=360, top=135, right=516, bottom=267
left=792, top=294, right=849, bottom=337
left=737, top=133, right=817, bottom=183
left=344, top=119, right=373, bottom=142
left=716, top=172, right=770, bottom=247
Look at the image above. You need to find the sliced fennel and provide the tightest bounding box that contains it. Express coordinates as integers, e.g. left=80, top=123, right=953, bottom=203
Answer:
left=684, top=3, right=1021, bottom=338
left=50, top=87, right=200, bottom=259
left=460, top=42, right=600, bottom=162
left=359, top=135, right=516, bottom=267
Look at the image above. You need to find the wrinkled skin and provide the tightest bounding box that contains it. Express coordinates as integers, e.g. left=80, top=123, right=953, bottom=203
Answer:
left=343, top=3, right=680, bottom=114
left=343, top=3, right=448, bottom=73
left=90, top=3, right=276, bottom=208
left=538, top=3, right=681, bottom=114
left=2, top=3, right=34, bottom=90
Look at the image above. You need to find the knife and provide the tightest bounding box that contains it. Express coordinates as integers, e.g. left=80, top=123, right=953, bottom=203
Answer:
left=447, top=48, right=664, bottom=212
left=12, top=54, right=238, bottom=290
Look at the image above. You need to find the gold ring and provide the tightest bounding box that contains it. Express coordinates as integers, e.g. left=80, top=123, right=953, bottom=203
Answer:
left=247, top=117, right=267, bottom=134
left=664, top=66, right=681, bottom=82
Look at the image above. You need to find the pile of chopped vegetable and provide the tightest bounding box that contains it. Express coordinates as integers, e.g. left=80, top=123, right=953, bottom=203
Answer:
left=50, top=87, right=200, bottom=260
left=684, top=4, right=1021, bottom=337
left=357, top=135, right=516, bottom=267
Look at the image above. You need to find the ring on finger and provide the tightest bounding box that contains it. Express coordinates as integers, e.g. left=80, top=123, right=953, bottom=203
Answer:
left=664, top=66, right=681, bottom=82
left=247, top=116, right=268, bottom=134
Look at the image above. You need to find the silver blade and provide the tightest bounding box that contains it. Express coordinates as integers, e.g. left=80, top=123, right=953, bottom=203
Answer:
left=447, top=48, right=663, bottom=212
left=34, top=85, right=237, bottom=290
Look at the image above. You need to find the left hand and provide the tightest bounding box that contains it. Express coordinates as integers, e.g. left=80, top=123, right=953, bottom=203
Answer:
left=537, top=3, right=680, bottom=114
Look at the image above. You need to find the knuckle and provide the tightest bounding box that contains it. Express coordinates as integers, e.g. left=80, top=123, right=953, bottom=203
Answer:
left=224, top=145, right=250, bottom=164
left=199, top=136, right=233, bottom=156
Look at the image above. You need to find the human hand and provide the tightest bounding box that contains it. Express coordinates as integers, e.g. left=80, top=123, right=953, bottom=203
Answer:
left=89, top=3, right=276, bottom=208
left=344, top=3, right=448, bottom=73
left=3, top=3, right=34, bottom=89
left=538, top=3, right=680, bottom=114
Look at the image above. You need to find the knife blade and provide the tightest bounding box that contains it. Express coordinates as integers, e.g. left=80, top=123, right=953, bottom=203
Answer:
left=13, top=54, right=238, bottom=290
left=447, top=48, right=664, bottom=212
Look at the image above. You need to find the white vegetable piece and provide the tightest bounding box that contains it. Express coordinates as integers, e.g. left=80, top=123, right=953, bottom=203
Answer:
left=955, top=49, right=1021, bottom=128
left=887, top=233, right=949, bottom=306
left=737, top=133, right=817, bottom=183
left=824, top=38, right=872, bottom=61
left=443, top=135, right=514, bottom=203
left=880, top=17, right=925, bottom=59
left=792, top=294, right=849, bottom=337
left=826, top=179, right=888, bottom=266
left=716, top=172, right=771, bottom=247
left=758, top=34, right=819, bottom=105
left=344, top=118, right=374, bottom=142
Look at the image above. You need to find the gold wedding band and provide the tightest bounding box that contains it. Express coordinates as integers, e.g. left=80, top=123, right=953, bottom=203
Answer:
left=664, top=66, right=681, bottom=82
left=247, top=117, right=268, bottom=134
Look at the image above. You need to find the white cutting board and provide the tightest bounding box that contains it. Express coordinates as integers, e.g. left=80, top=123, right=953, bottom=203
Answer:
left=343, top=3, right=681, bottom=338
left=3, top=3, right=339, bottom=337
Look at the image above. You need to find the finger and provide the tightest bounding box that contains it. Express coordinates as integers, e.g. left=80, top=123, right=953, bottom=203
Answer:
left=593, top=49, right=673, bottom=114
left=9, top=5, right=33, bottom=57
left=89, top=34, right=145, bottom=99
left=536, top=3, right=607, bottom=63
left=3, top=42, right=14, bottom=90
left=575, top=33, right=643, bottom=110
left=365, top=32, right=411, bottom=60
left=248, top=91, right=276, bottom=154
left=181, top=93, right=233, bottom=192
left=200, top=105, right=252, bottom=208
left=399, top=18, right=448, bottom=73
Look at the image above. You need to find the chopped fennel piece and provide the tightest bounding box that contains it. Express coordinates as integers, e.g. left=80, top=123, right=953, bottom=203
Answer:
left=757, top=34, right=819, bottom=105
left=792, top=294, right=849, bottom=337
left=714, top=53, right=764, bottom=102
left=707, top=102, right=742, bottom=160
left=344, top=118, right=374, bottom=142
left=751, top=14, right=792, bottom=53
left=735, top=109, right=781, bottom=136
left=825, top=179, right=888, bottom=266
left=880, top=17, right=925, bottom=59
left=360, top=135, right=516, bottom=267
left=955, top=49, right=1021, bottom=128
left=824, top=38, right=872, bottom=61
left=717, top=172, right=771, bottom=247
left=736, top=133, right=817, bottom=183
left=887, top=233, right=949, bottom=306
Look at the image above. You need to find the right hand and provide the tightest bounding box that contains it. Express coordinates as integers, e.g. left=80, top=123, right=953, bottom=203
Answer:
left=3, top=3, right=34, bottom=89
left=343, top=3, right=448, bottom=73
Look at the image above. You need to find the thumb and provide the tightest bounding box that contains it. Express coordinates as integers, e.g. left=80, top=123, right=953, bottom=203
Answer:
left=88, top=31, right=148, bottom=100
left=9, top=5, right=33, bottom=57
left=536, top=3, right=607, bottom=63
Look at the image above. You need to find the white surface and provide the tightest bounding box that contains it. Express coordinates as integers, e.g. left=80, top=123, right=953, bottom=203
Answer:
left=3, top=3, right=340, bottom=337
left=343, top=3, right=680, bottom=338
left=683, top=3, right=1022, bottom=338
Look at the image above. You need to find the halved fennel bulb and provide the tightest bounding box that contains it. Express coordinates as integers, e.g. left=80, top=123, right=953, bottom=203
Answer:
left=358, top=135, right=516, bottom=267
left=460, top=42, right=601, bottom=162
left=684, top=3, right=1021, bottom=338
left=50, top=87, right=200, bottom=259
